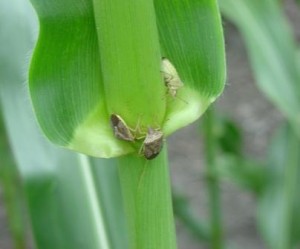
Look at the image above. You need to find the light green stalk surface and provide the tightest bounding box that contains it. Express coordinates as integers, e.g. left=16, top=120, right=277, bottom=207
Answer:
left=118, top=146, right=177, bottom=249
left=93, top=0, right=166, bottom=129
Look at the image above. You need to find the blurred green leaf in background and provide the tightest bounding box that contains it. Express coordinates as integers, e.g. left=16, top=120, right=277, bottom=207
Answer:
left=219, top=0, right=300, bottom=136
left=2, top=0, right=300, bottom=247
left=258, top=124, right=300, bottom=249
left=0, top=1, right=127, bottom=249
left=218, top=0, right=300, bottom=248
left=0, top=113, right=28, bottom=249
left=3, top=0, right=300, bottom=247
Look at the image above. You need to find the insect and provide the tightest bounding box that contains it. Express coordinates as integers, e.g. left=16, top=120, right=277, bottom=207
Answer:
left=110, top=114, right=135, bottom=142
left=111, top=114, right=163, bottom=159
left=141, top=127, right=164, bottom=160
left=161, top=57, right=184, bottom=98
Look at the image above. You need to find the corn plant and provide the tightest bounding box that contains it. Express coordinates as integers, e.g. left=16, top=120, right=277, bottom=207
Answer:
left=0, top=0, right=225, bottom=248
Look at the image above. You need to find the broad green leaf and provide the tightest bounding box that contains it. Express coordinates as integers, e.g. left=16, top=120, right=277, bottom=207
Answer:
left=29, top=0, right=166, bottom=158
left=29, top=0, right=134, bottom=158
left=29, top=0, right=226, bottom=157
left=155, top=0, right=226, bottom=135
left=0, top=1, right=127, bottom=248
left=219, top=0, right=300, bottom=135
left=257, top=124, right=300, bottom=249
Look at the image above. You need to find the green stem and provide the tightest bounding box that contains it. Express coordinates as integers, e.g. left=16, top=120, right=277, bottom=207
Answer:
left=118, top=145, right=177, bottom=249
left=203, top=107, right=223, bottom=249
left=279, top=127, right=298, bottom=249
left=92, top=0, right=165, bottom=128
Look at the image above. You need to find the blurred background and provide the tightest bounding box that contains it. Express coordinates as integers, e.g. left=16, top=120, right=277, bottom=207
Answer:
left=1, top=0, right=300, bottom=249
left=172, top=1, right=300, bottom=248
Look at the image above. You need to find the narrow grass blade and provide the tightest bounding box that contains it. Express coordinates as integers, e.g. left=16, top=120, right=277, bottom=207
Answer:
left=202, top=108, right=223, bottom=249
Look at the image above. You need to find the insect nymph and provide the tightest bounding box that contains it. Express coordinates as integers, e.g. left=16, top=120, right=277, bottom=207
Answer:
left=161, top=57, right=184, bottom=98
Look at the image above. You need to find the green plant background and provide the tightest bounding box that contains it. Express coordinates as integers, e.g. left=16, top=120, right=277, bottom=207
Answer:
left=1, top=0, right=300, bottom=249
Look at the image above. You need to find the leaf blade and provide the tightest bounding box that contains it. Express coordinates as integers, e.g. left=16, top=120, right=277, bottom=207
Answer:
left=29, top=0, right=133, bottom=158
left=155, top=0, right=226, bottom=134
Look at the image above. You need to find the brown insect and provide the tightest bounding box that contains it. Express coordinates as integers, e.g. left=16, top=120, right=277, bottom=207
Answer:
left=111, top=114, right=163, bottom=159
left=141, top=128, right=164, bottom=160
left=110, top=114, right=134, bottom=142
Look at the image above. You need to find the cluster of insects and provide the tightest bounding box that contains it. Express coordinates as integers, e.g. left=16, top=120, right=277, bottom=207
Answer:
left=110, top=114, right=163, bottom=160
left=110, top=58, right=184, bottom=160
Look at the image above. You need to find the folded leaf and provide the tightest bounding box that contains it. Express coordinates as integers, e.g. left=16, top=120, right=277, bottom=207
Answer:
left=155, top=0, right=226, bottom=135
left=29, top=0, right=226, bottom=157
left=29, top=0, right=134, bottom=158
